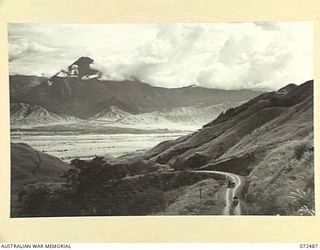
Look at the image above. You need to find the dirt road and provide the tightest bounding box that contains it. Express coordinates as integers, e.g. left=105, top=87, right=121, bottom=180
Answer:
left=192, top=170, right=247, bottom=215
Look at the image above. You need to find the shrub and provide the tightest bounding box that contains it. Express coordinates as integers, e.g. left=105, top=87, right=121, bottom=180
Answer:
left=293, top=144, right=308, bottom=160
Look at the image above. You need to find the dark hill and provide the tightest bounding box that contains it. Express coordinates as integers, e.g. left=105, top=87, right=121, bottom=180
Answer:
left=11, top=143, right=70, bottom=217
left=11, top=143, right=69, bottom=195
left=10, top=75, right=47, bottom=101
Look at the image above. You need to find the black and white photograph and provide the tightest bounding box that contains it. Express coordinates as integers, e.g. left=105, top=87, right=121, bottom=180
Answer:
left=9, top=22, right=314, bottom=217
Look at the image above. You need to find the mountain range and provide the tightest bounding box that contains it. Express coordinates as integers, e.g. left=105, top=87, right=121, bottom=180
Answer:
left=10, top=57, right=261, bottom=121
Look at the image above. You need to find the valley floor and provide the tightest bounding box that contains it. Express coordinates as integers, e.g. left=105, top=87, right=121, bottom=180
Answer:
left=11, top=129, right=191, bottom=161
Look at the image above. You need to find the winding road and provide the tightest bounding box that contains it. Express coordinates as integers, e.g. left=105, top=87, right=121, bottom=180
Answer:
left=192, top=170, right=247, bottom=215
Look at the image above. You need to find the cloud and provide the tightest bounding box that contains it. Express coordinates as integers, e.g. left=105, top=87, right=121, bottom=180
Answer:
left=196, top=34, right=296, bottom=90
left=8, top=22, right=313, bottom=90
left=89, top=25, right=211, bottom=87
left=218, top=36, right=253, bottom=65
left=92, top=22, right=311, bottom=90
left=254, top=22, right=280, bottom=31
left=9, top=38, right=58, bottom=62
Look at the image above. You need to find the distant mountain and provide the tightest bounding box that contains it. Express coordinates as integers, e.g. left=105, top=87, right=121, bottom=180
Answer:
left=116, top=101, right=244, bottom=127
left=11, top=57, right=262, bottom=119
left=54, top=56, right=99, bottom=79
left=11, top=102, right=81, bottom=128
left=92, top=105, right=132, bottom=121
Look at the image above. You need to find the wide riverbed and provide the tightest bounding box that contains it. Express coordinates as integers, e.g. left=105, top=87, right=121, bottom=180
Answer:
left=11, top=130, right=190, bottom=161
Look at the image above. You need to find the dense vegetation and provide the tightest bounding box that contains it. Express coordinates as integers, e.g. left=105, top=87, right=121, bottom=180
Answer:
left=15, top=157, right=220, bottom=217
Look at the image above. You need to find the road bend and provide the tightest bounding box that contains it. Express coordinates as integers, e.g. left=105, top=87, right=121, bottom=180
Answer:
left=192, top=170, right=246, bottom=215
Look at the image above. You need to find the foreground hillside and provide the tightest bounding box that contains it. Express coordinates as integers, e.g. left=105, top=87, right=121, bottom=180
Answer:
left=11, top=143, right=69, bottom=193
left=11, top=143, right=69, bottom=217
left=140, top=80, right=314, bottom=215
left=142, top=81, right=312, bottom=168
left=12, top=153, right=222, bottom=217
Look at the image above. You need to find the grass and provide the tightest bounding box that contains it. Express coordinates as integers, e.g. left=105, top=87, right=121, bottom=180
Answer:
left=157, top=179, right=225, bottom=215
left=247, top=134, right=314, bottom=215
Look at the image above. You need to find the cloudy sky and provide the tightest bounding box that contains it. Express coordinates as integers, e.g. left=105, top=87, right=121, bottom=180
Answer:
left=8, top=22, right=312, bottom=90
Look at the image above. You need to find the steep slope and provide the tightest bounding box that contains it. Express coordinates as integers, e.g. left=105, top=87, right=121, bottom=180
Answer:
left=11, top=102, right=81, bottom=128
left=246, top=132, right=314, bottom=215
left=219, top=94, right=314, bottom=214
left=13, top=57, right=261, bottom=119
left=143, top=81, right=313, bottom=170
left=140, top=80, right=313, bottom=215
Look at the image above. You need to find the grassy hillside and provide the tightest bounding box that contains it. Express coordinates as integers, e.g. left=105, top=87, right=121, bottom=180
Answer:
left=213, top=90, right=314, bottom=215
left=143, top=81, right=312, bottom=167
left=247, top=135, right=314, bottom=215
left=157, top=179, right=225, bottom=215
left=141, top=80, right=314, bottom=215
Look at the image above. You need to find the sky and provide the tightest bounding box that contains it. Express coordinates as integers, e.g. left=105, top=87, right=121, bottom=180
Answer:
left=8, top=22, right=313, bottom=90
